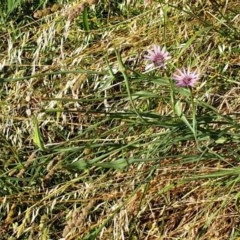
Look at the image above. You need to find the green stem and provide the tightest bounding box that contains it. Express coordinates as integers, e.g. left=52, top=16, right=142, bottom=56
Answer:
left=168, top=77, right=176, bottom=117
left=190, top=88, right=199, bottom=149
left=115, top=49, right=144, bottom=121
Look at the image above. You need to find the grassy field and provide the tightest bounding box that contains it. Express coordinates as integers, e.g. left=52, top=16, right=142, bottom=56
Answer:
left=1, top=0, right=240, bottom=239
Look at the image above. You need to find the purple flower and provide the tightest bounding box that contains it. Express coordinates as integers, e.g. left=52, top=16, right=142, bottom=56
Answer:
left=145, top=45, right=171, bottom=70
left=173, top=68, right=200, bottom=88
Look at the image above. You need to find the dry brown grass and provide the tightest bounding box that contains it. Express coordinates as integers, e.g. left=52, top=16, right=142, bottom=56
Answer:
left=1, top=0, right=240, bottom=239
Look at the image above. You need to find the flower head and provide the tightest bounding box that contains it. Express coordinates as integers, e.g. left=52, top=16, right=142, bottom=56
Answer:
left=145, top=45, right=171, bottom=70
left=173, top=68, right=200, bottom=88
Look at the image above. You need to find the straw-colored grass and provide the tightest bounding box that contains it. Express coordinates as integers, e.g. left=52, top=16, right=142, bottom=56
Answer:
left=1, top=0, right=240, bottom=239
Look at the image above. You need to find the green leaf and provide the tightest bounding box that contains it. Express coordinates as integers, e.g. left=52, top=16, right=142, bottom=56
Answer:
left=32, top=116, right=45, bottom=151
left=174, top=100, right=182, bottom=117
left=82, top=7, right=90, bottom=32
left=95, top=158, right=129, bottom=170
left=215, top=137, right=227, bottom=144
left=68, top=159, right=88, bottom=170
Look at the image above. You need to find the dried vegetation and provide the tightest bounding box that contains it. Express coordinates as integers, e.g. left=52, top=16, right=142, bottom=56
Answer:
left=1, top=0, right=240, bottom=239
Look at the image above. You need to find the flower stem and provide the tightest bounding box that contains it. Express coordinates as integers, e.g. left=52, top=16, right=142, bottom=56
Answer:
left=190, top=88, right=199, bottom=149
left=168, top=77, right=176, bottom=118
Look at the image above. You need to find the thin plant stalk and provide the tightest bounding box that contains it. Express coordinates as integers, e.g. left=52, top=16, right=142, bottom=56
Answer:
left=190, top=88, right=199, bottom=149
left=169, top=76, right=176, bottom=118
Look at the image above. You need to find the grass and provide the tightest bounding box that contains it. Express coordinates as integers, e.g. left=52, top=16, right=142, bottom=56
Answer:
left=1, top=0, right=240, bottom=239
